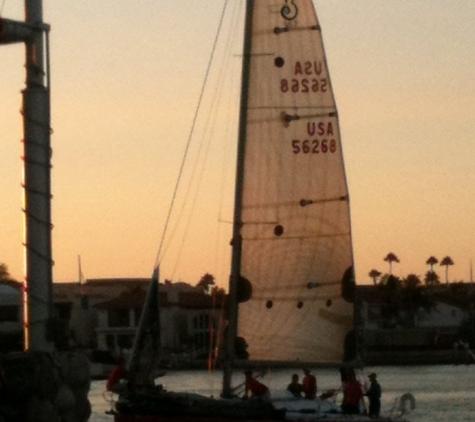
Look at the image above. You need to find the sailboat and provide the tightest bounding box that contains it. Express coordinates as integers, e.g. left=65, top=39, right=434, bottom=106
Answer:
left=113, top=1, right=411, bottom=421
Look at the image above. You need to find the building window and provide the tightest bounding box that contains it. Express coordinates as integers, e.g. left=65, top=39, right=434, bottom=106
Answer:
left=200, top=314, right=209, bottom=329
left=192, top=313, right=212, bottom=350
left=0, top=305, right=19, bottom=322
left=106, top=334, right=115, bottom=351
left=108, top=309, right=130, bottom=327
left=117, top=334, right=134, bottom=350
left=193, top=332, right=210, bottom=350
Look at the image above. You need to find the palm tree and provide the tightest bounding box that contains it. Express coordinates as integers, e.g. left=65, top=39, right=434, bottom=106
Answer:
left=440, top=256, right=454, bottom=284
left=426, top=256, right=439, bottom=272
left=424, top=270, right=440, bottom=286
left=196, top=273, right=215, bottom=294
left=385, top=274, right=402, bottom=289
left=368, top=269, right=382, bottom=285
left=403, top=274, right=422, bottom=289
left=384, top=252, right=400, bottom=275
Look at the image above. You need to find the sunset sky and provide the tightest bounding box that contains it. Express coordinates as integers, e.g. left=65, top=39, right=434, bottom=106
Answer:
left=1, top=1, right=474, bottom=288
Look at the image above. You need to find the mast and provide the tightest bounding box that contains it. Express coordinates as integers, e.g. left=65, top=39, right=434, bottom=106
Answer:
left=0, top=1, right=53, bottom=352
left=222, top=0, right=254, bottom=397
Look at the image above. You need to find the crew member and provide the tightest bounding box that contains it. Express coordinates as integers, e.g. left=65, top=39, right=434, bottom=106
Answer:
left=302, top=368, right=317, bottom=399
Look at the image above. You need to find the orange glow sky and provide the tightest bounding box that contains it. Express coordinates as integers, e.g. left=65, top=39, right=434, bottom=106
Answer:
left=1, top=1, right=474, bottom=288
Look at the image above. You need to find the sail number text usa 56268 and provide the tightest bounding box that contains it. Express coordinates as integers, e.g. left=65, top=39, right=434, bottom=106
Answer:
left=291, top=122, right=337, bottom=155
left=280, top=61, right=328, bottom=93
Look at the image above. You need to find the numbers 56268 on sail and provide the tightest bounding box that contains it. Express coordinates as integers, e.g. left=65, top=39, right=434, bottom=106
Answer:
left=291, top=121, right=337, bottom=154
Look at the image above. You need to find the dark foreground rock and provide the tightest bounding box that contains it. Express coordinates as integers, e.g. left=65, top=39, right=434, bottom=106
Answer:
left=0, top=351, right=91, bottom=422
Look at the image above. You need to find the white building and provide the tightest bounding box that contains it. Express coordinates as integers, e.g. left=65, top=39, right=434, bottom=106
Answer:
left=93, top=281, right=223, bottom=364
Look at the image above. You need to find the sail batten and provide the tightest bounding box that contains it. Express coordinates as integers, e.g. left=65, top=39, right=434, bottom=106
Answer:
left=248, top=106, right=336, bottom=110
left=241, top=196, right=349, bottom=210
left=274, top=25, right=321, bottom=34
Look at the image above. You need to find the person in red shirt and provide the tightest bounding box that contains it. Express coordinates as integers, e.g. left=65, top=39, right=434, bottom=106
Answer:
left=341, top=372, right=363, bottom=414
left=302, top=368, right=317, bottom=399
left=106, top=357, right=128, bottom=393
left=244, top=370, right=270, bottom=400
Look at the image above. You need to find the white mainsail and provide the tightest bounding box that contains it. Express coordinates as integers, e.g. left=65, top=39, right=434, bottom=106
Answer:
left=235, top=0, right=354, bottom=363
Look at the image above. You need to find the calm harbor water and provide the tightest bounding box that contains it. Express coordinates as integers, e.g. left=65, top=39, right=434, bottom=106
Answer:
left=89, top=365, right=475, bottom=422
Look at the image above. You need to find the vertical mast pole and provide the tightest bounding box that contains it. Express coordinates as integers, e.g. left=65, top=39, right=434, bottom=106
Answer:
left=23, top=0, right=54, bottom=352
left=222, top=0, right=254, bottom=397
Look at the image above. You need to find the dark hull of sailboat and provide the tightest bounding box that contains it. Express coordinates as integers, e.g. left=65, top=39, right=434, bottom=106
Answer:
left=112, top=390, right=286, bottom=421
left=111, top=391, right=408, bottom=422
left=114, top=414, right=406, bottom=422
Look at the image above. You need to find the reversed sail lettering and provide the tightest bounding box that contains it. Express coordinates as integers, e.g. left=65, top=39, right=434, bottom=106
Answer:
left=280, top=60, right=327, bottom=94
left=294, top=61, right=323, bottom=75
left=280, top=78, right=327, bottom=93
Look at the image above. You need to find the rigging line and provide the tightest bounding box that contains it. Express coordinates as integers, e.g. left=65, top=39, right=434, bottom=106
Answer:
left=157, top=9, right=229, bottom=273
left=165, top=0, right=241, bottom=281
left=153, top=7, right=235, bottom=279
left=169, top=0, right=244, bottom=284
left=153, top=0, right=231, bottom=271
left=169, top=0, right=242, bottom=285
left=170, top=23, right=237, bottom=279
left=163, top=40, right=232, bottom=278
left=165, top=53, right=227, bottom=275
left=170, top=122, right=216, bottom=278
left=169, top=14, right=234, bottom=278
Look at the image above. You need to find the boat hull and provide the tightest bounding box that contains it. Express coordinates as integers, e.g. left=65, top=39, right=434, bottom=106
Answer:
left=111, top=392, right=407, bottom=422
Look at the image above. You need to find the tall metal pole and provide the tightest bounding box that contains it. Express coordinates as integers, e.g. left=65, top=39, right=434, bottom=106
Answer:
left=23, top=0, right=54, bottom=352
left=0, top=1, right=53, bottom=352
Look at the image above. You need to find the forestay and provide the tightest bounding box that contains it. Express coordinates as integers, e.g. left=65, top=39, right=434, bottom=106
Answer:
left=236, top=0, right=354, bottom=363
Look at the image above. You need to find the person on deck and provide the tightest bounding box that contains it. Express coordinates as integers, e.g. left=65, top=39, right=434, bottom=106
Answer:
left=365, top=372, right=382, bottom=418
left=302, top=368, right=317, bottom=399
left=287, top=373, right=303, bottom=397
left=341, top=371, right=363, bottom=414
left=106, top=357, right=128, bottom=394
left=244, top=370, right=270, bottom=400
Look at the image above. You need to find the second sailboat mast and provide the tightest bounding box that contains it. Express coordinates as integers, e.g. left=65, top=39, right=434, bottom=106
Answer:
left=222, top=0, right=255, bottom=397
